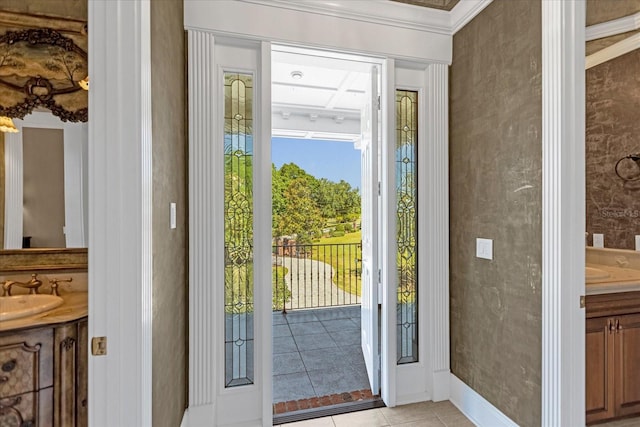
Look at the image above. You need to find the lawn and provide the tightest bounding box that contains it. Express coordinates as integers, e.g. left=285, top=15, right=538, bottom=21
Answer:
left=311, top=230, right=362, bottom=297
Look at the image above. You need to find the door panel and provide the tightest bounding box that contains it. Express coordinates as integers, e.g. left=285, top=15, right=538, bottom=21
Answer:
left=616, top=313, right=640, bottom=417
left=586, top=316, right=615, bottom=424
left=360, top=65, right=379, bottom=394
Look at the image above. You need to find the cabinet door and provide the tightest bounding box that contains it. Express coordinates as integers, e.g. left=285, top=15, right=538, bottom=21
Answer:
left=616, top=313, right=640, bottom=418
left=586, top=316, right=616, bottom=424
left=76, top=319, right=88, bottom=427
left=54, top=323, right=78, bottom=427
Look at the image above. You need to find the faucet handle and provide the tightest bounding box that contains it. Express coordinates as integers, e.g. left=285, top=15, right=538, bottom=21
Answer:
left=29, top=274, right=42, bottom=294
left=49, top=277, right=72, bottom=296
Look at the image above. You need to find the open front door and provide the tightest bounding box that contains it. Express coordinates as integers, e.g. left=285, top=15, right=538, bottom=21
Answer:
left=360, top=65, right=380, bottom=394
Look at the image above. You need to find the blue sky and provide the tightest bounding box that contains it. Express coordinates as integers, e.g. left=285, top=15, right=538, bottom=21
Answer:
left=271, top=137, right=361, bottom=189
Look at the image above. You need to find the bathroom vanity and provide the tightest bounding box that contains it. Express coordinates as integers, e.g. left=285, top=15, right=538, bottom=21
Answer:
left=0, top=292, right=88, bottom=427
left=586, top=248, right=640, bottom=425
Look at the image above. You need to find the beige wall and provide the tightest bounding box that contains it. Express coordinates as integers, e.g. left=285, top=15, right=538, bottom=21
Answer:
left=150, top=0, right=188, bottom=425
left=22, top=127, right=65, bottom=248
left=0, top=0, right=86, bottom=20
left=449, top=1, right=542, bottom=426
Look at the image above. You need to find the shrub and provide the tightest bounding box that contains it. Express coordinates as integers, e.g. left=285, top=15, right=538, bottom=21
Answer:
left=331, top=230, right=345, bottom=237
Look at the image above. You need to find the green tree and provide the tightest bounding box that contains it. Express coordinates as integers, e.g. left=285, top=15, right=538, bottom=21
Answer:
left=275, top=178, right=324, bottom=244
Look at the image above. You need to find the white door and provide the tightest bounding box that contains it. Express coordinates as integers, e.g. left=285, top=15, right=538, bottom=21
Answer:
left=360, top=65, right=380, bottom=394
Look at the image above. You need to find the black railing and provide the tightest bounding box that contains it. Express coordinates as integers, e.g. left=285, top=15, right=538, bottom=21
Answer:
left=272, top=242, right=362, bottom=312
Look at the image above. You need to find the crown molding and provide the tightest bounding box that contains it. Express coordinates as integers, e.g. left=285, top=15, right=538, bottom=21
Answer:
left=239, top=0, right=493, bottom=36
left=586, top=11, right=640, bottom=42
left=450, top=0, right=494, bottom=34
left=586, top=32, right=640, bottom=69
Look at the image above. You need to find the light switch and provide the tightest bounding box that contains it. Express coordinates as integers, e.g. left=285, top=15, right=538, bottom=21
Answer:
left=593, top=233, right=604, bottom=248
left=635, top=235, right=640, bottom=251
left=476, top=238, right=493, bottom=260
left=170, top=203, right=177, bottom=229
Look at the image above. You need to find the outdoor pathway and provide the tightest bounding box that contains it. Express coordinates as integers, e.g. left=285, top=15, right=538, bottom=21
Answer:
left=272, top=305, right=370, bottom=409
left=278, top=256, right=361, bottom=309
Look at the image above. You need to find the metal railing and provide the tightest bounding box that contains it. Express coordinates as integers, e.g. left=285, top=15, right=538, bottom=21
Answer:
left=272, top=242, right=362, bottom=312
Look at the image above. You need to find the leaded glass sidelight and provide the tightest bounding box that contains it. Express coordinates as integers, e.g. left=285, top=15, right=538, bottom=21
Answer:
left=224, top=73, right=254, bottom=387
left=396, top=90, right=418, bottom=364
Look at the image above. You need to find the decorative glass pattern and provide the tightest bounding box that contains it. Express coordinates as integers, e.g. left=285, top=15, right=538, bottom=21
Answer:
left=396, top=90, right=418, bottom=364
left=224, top=73, right=254, bottom=387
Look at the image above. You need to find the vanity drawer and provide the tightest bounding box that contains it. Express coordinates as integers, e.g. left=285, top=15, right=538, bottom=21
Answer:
left=0, top=329, right=53, bottom=397
left=0, top=387, right=53, bottom=427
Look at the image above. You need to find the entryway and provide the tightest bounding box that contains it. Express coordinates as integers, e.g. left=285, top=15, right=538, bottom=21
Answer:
left=270, top=46, right=383, bottom=419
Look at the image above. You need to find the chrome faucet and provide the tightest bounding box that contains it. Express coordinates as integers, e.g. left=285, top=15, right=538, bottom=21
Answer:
left=2, top=273, right=43, bottom=296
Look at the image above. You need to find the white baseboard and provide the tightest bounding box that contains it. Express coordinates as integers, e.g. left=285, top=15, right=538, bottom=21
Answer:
left=449, top=374, right=518, bottom=427
left=183, top=403, right=215, bottom=427
left=180, top=409, right=188, bottom=427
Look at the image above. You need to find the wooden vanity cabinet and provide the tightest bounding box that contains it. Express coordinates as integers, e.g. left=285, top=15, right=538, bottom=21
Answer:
left=0, top=318, right=88, bottom=427
left=586, top=292, right=640, bottom=425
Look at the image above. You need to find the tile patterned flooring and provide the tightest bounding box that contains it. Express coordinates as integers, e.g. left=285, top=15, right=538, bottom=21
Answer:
left=273, top=400, right=476, bottom=427
left=272, top=306, right=371, bottom=406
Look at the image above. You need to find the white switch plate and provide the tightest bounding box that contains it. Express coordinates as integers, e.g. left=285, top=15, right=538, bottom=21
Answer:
left=170, top=203, right=177, bottom=229
left=476, top=238, right=493, bottom=260
left=593, top=233, right=604, bottom=248
left=635, top=235, right=640, bottom=251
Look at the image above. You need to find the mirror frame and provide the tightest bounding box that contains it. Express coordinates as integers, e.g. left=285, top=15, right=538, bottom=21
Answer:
left=0, top=248, right=87, bottom=272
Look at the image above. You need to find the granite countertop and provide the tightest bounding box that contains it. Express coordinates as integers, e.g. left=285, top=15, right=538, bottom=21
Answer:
left=586, top=264, right=640, bottom=295
left=0, top=292, right=87, bottom=332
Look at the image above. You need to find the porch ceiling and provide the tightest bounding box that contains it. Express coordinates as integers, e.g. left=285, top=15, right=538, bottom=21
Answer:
left=390, top=0, right=460, bottom=12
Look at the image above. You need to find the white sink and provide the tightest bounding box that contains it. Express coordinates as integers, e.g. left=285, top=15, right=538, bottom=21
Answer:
left=586, top=266, right=611, bottom=283
left=0, top=294, right=64, bottom=321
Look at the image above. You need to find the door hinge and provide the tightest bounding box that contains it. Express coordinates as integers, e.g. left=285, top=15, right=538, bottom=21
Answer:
left=580, top=295, right=586, bottom=309
left=378, top=181, right=381, bottom=196
left=378, top=269, right=381, bottom=283
left=91, top=337, right=107, bottom=356
left=377, top=95, right=381, bottom=110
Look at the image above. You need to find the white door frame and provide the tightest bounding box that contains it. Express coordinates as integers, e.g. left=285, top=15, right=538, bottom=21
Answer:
left=541, top=1, right=586, bottom=426
left=87, top=1, right=153, bottom=426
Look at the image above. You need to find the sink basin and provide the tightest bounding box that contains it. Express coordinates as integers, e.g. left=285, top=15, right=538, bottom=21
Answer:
left=0, top=294, right=64, bottom=321
left=586, top=266, right=611, bottom=283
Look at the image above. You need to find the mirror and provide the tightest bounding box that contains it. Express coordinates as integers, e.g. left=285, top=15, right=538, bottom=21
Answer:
left=1, top=111, right=88, bottom=249
left=585, top=9, right=640, bottom=250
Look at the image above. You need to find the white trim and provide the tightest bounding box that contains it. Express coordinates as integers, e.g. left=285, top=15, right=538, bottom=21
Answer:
left=4, top=131, right=22, bottom=250
left=187, top=28, right=217, bottom=410
left=541, top=1, right=586, bottom=426
left=87, top=0, right=153, bottom=426
left=241, top=0, right=451, bottom=35
left=424, top=62, right=450, bottom=402
left=380, top=57, right=397, bottom=407
left=586, top=32, right=640, bottom=69
left=449, top=374, right=518, bottom=427
left=450, top=0, right=494, bottom=34
left=184, top=1, right=452, bottom=64
left=586, top=11, right=640, bottom=41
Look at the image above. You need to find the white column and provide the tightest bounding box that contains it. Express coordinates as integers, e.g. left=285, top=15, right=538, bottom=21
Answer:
left=4, top=130, right=23, bottom=249
left=541, top=1, right=586, bottom=426
left=88, top=0, right=153, bottom=425
left=187, top=29, right=218, bottom=423
left=425, top=62, right=450, bottom=401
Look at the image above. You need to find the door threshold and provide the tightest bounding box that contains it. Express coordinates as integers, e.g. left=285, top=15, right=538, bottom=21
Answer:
left=273, top=396, right=385, bottom=425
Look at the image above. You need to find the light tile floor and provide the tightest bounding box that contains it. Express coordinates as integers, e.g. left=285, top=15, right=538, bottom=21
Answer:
left=274, top=401, right=476, bottom=427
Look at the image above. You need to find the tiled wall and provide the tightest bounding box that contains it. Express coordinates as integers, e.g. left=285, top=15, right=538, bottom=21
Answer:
left=586, top=49, right=640, bottom=250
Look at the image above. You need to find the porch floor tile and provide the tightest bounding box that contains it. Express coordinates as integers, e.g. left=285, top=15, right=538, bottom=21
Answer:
left=273, top=306, right=372, bottom=406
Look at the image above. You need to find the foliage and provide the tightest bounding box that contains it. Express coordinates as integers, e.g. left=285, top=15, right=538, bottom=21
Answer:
left=272, top=162, right=361, bottom=239
left=330, top=230, right=345, bottom=237
left=224, top=264, right=292, bottom=313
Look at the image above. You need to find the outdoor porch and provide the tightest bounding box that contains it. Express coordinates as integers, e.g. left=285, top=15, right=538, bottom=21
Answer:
left=272, top=305, right=375, bottom=414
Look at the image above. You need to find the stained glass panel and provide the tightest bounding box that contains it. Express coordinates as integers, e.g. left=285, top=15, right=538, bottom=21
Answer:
left=224, top=73, right=255, bottom=387
left=396, top=90, right=418, bottom=364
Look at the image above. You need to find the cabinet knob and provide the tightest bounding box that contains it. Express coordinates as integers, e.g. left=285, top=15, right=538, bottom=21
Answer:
left=1, top=359, right=16, bottom=372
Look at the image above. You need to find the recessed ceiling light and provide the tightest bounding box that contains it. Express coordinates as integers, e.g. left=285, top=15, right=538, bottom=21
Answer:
left=290, top=71, right=304, bottom=80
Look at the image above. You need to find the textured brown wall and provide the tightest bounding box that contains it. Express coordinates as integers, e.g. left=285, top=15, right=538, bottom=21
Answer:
left=587, top=0, right=640, bottom=25
left=150, top=0, right=188, bottom=425
left=586, top=50, right=640, bottom=249
left=22, top=128, right=66, bottom=248
left=449, top=1, right=542, bottom=426
left=0, top=0, right=86, bottom=20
